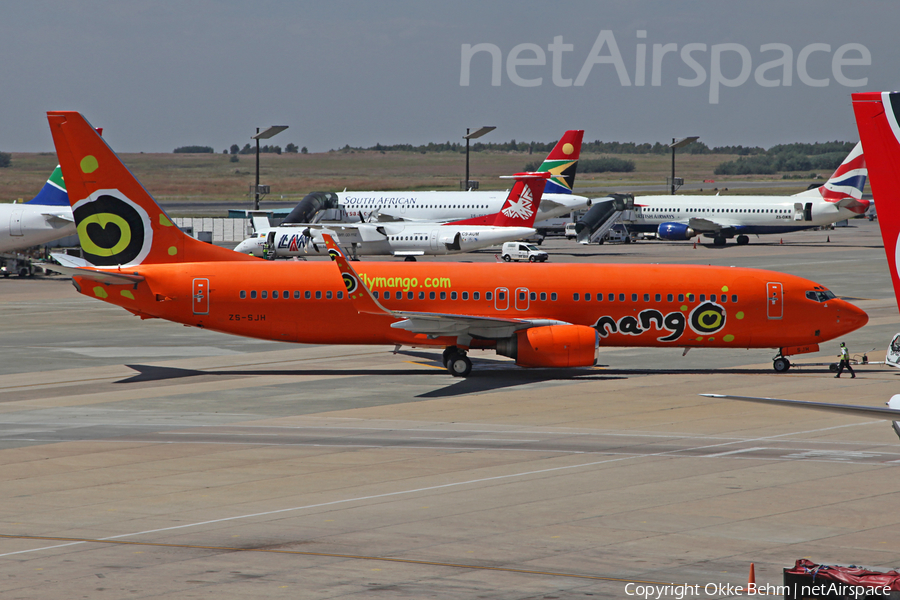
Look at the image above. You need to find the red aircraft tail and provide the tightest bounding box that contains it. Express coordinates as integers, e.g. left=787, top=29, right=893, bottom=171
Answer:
left=449, top=172, right=550, bottom=228
left=852, top=92, right=900, bottom=312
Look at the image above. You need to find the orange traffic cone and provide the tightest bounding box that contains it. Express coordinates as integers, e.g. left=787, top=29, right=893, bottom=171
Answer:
left=693, top=239, right=697, bottom=249
left=748, top=563, right=756, bottom=589
left=780, top=238, right=783, bottom=244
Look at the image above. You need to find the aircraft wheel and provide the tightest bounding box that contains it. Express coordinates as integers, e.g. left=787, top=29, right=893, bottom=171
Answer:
left=737, top=235, right=750, bottom=245
left=442, top=346, right=458, bottom=368
left=404, top=256, right=417, bottom=262
left=502, top=254, right=511, bottom=262
left=448, top=353, right=472, bottom=377
left=773, top=357, right=791, bottom=373
left=18, top=268, right=29, bottom=278
left=529, top=255, right=537, bottom=263
left=713, top=237, right=726, bottom=246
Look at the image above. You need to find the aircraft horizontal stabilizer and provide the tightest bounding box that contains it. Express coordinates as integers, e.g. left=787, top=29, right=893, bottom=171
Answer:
left=701, top=394, right=900, bottom=420
left=42, top=262, right=145, bottom=285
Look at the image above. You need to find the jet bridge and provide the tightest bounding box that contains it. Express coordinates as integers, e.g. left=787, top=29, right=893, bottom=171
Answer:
left=575, top=194, right=634, bottom=244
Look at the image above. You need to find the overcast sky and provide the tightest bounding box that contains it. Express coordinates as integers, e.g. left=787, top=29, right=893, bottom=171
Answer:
left=1, top=0, right=897, bottom=153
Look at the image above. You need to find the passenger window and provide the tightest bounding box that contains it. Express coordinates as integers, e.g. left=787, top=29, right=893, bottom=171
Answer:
left=619, top=293, right=625, bottom=302
left=262, top=291, right=268, bottom=299
left=240, top=290, right=246, bottom=299
left=408, top=291, right=414, bottom=299
left=700, top=294, right=706, bottom=302
left=440, top=292, right=446, bottom=300
left=530, top=292, right=536, bottom=300
left=272, top=291, right=278, bottom=299
left=551, top=293, right=557, bottom=301
left=655, top=294, right=661, bottom=302
left=294, top=291, right=300, bottom=299
left=419, top=291, right=425, bottom=299
left=731, top=295, right=738, bottom=302
left=462, top=292, right=469, bottom=300
left=687, top=294, right=695, bottom=302
left=283, top=290, right=288, bottom=299
left=430, top=291, right=436, bottom=300
left=609, top=293, right=615, bottom=301
left=451, top=291, right=457, bottom=300
left=574, top=293, right=580, bottom=301
left=585, top=293, right=591, bottom=301
left=395, top=291, right=402, bottom=300
left=632, top=293, right=638, bottom=301
left=337, top=291, right=343, bottom=299
left=474, top=292, right=480, bottom=300
left=327, top=291, right=333, bottom=299
left=315, top=291, right=322, bottom=299
left=596, top=293, right=602, bottom=301
left=720, top=294, right=726, bottom=303
left=373, top=291, right=379, bottom=299
left=666, top=293, right=673, bottom=302
left=678, top=294, right=684, bottom=302
left=305, top=291, right=311, bottom=299
left=643, top=294, right=649, bottom=302
left=540, top=292, right=547, bottom=300
left=498, top=291, right=506, bottom=300
left=250, top=291, right=257, bottom=299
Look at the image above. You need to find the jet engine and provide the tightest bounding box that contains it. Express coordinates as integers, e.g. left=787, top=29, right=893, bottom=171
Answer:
left=657, top=222, right=695, bottom=241
left=496, top=325, right=597, bottom=368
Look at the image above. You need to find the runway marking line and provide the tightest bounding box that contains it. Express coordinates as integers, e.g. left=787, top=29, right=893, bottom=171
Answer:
left=0, top=533, right=671, bottom=585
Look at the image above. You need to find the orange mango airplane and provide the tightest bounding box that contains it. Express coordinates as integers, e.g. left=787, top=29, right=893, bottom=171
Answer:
left=46, top=111, right=868, bottom=376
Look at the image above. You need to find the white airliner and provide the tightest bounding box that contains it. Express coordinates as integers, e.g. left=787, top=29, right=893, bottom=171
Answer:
left=235, top=173, right=550, bottom=260
left=335, top=130, right=592, bottom=225
left=702, top=92, right=900, bottom=437
left=0, top=165, right=74, bottom=253
left=624, top=143, right=867, bottom=246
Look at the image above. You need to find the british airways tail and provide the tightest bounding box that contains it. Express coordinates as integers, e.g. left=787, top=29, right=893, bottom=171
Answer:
left=46, top=111, right=257, bottom=267
left=793, top=142, right=868, bottom=213
left=25, top=166, right=69, bottom=206
left=448, top=172, right=550, bottom=228
left=852, top=92, right=900, bottom=313
left=535, top=130, right=584, bottom=195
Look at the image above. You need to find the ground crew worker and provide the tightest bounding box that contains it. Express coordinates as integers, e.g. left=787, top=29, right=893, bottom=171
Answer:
left=835, top=342, right=856, bottom=378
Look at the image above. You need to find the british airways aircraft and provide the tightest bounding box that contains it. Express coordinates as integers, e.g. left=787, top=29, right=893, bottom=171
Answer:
left=624, top=143, right=867, bottom=246
left=335, top=130, right=593, bottom=224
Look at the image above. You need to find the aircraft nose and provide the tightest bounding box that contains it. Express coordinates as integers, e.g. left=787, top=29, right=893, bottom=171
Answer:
left=838, top=300, right=868, bottom=334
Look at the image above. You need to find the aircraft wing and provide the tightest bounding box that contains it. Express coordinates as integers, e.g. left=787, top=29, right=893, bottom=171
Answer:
left=701, top=394, right=900, bottom=420
left=687, top=218, right=723, bottom=232
left=319, top=233, right=569, bottom=340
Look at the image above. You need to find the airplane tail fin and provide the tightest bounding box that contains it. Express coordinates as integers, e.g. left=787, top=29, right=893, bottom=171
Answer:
left=793, top=142, right=868, bottom=214
left=852, top=92, right=900, bottom=312
left=492, top=172, right=551, bottom=228
left=535, top=130, right=584, bottom=195
left=46, top=111, right=257, bottom=267
left=24, top=165, right=69, bottom=206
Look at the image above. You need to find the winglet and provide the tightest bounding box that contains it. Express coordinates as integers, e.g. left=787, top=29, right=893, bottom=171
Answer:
left=320, top=234, right=394, bottom=317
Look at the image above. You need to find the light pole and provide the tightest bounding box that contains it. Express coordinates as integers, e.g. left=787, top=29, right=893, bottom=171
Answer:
left=463, top=126, right=496, bottom=190
left=669, top=136, right=699, bottom=195
left=251, top=125, right=289, bottom=210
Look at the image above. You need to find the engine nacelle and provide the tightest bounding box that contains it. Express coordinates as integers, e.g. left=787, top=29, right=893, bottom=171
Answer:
left=657, top=222, right=695, bottom=241
left=496, top=325, right=597, bottom=368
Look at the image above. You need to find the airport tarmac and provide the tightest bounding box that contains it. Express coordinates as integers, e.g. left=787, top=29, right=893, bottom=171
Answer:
left=2, top=221, right=900, bottom=599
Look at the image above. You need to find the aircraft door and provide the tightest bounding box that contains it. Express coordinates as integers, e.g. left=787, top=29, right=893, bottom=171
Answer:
left=495, top=287, right=509, bottom=311
left=766, top=282, right=783, bottom=319
left=793, top=203, right=804, bottom=221
left=515, top=287, right=529, bottom=311
left=9, top=208, right=23, bottom=236
left=804, top=202, right=813, bottom=221
left=193, top=278, right=210, bottom=315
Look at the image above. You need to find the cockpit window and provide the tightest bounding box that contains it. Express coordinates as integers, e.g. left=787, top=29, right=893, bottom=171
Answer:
left=806, top=290, right=836, bottom=302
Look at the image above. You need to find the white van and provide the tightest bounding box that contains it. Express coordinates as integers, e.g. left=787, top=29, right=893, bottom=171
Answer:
left=501, top=242, right=549, bottom=262
left=564, top=222, right=578, bottom=239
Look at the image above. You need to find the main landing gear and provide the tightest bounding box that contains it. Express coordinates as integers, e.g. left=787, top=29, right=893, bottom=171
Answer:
left=442, top=346, right=472, bottom=377
left=773, top=351, right=791, bottom=373
left=713, top=236, right=727, bottom=246
left=736, top=234, right=750, bottom=245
